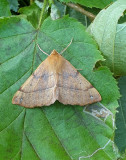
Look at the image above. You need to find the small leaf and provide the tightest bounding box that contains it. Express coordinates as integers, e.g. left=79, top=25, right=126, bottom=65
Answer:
left=53, top=0, right=66, bottom=17
left=8, top=0, right=19, bottom=12
left=66, top=7, right=90, bottom=27
left=19, top=3, right=41, bottom=29
left=87, top=0, right=126, bottom=76
left=51, top=4, right=60, bottom=20
left=19, top=3, right=40, bottom=15
left=35, top=0, right=44, bottom=9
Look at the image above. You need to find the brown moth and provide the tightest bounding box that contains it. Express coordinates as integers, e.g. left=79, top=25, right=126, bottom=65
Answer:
left=12, top=50, right=101, bottom=108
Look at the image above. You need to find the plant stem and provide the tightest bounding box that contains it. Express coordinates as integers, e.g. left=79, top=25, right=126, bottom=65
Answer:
left=66, top=3, right=95, bottom=21
left=30, top=0, right=34, bottom=5
left=38, top=0, right=48, bottom=29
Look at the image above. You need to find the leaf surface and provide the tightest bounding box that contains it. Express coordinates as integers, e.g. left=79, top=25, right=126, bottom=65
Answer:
left=8, top=0, right=19, bottom=12
left=0, top=0, right=11, bottom=16
left=0, top=16, right=120, bottom=160
left=19, top=3, right=41, bottom=29
left=87, top=0, right=126, bottom=76
left=59, top=0, right=115, bottom=9
left=115, top=76, right=126, bottom=153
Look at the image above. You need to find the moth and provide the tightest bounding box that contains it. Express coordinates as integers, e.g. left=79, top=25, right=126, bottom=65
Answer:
left=12, top=41, right=101, bottom=108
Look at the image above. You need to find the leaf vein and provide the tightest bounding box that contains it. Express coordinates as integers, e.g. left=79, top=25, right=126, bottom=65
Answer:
left=25, top=133, right=42, bottom=160
left=0, top=31, right=36, bottom=40
left=0, top=109, right=25, bottom=133
left=41, top=109, right=73, bottom=160
left=0, top=68, right=32, bottom=95
left=0, top=40, right=34, bottom=65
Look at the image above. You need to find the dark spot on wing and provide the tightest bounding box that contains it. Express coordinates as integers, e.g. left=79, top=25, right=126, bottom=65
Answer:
left=90, top=95, right=94, bottom=99
left=20, top=97, right=23, bottom=104
left=41, top=73, right=49, bottom=81
left=73, top=71, right=79, bottom=78
left=61, top=71, right=79, bottom=79
left=32, top=72, right=53, bottom=80
left=32, top=73, right=40, bottom=79
left=62, top=72, right=69, bottom=79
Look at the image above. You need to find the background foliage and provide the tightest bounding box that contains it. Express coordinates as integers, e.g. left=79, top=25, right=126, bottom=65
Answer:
left=0, top=0, right=126, bottom=160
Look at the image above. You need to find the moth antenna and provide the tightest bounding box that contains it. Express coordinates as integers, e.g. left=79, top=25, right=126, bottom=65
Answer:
left=37, top=44, right=49, bottom=56
left=60, top=38, right=73, bottom=54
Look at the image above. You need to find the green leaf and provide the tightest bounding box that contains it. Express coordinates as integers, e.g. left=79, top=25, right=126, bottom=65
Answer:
left=114, top=23, right=126, bottom=75
left=8, top=0, right=19, bottom=12
left=50, top=4, right=60, bottom=20
left=0, top=0, right=11, bottom=16
left=59, top=0, right=116, bottom=9
left=19, top=3, right=40, bottom=15
left=53, top=0, right=66, bottom=17
left=0, top=16, right=120, bottom=159
left=115, top=76, right=126, bottom=153
left=87, top=0, right=126, bottom=76
left=118, top=13, right=126, bottom=23
left=19, top=3, right=41, bottom=29
left=66, top=7, right=90, bottom=27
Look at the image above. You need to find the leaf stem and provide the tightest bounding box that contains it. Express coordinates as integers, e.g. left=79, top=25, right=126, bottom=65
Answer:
left=30, top=0, right=34, bottom=5
left=38, top=0, right=48, bottom=29
left=66, top=3, right=95, bottom=21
